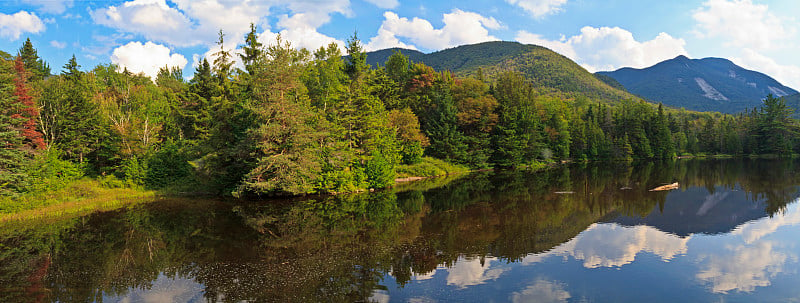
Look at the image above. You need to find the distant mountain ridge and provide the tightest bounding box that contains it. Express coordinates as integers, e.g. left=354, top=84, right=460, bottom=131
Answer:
left=364, top=41, right=637, bottom=103
left=596, top=55, right=798, bottom=113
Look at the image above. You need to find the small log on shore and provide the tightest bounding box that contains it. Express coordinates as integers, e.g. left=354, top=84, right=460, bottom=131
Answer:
left=649, top=182, right=679, bottom=192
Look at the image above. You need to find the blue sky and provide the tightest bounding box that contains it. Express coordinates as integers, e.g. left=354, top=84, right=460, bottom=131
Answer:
left=1, top=0, right=798, bottom=88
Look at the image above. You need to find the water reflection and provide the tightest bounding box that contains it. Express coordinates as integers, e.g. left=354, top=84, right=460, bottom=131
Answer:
left=510, top=279, right=571, bottom=303
left=521, top=224, right=690, bottom=268
left=2, top=159, right=800, bottom=302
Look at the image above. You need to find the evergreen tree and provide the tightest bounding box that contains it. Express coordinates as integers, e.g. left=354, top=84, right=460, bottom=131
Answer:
left=239, top=23, right=263, bottom=75
left=758, top=94, right=794, bottom=154
left=0, top=55, right=28, bottom=194
left=17, top=38, right=49, bottom=81
left=238, top=36, right=326, bottom=195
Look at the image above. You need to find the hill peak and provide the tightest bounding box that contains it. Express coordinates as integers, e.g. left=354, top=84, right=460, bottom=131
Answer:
left=596, top=56, right=798, bottom=114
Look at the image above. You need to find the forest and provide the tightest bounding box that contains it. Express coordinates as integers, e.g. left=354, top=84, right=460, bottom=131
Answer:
left=1, top=26, right=799, bottom=199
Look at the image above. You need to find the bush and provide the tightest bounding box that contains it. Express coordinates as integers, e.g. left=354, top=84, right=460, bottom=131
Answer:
left=119, top=156, right=147, bottom=186
left=395, top=157, right=469, bottom=178
left=400, top=141, right=424, bottom=164
left=318, top=167, right=368, bottom=193
left=23, top=149, right=83, bottom=193
left=365, top=152, right=395, bottom=189
left=145, top=141, right=193, bottom=189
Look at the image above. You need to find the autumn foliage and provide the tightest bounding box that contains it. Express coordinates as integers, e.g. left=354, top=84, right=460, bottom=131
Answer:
left=13, top=57, right=45, bottom=150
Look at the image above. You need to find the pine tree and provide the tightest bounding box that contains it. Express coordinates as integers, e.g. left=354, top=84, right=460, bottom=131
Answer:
left=0, top=57, right=28, bottom=194
left=238, top=36, right=326, bottom=195
left=758, top=94, right=795, bottom=154
left=212, top=30, right=233, bottom=83
left=56, top=56, right=102, bottom=163
left=17, top=38, right=49, bottom=81
left=239, top=23, right=263, bottom=75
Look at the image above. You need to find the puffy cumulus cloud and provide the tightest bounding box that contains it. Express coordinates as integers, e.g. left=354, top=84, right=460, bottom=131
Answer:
left=365, top=28, right=418, bottom=51
left=506, top=0, right=567, bottom=18
left=693, top=0, right=794, bottom=51
left=696, top=241, right=794, bottom=293
left=364, top=0, right=399, bottom=9
left=0, top=11, right=45, bottom=40
left=516, top=26, right=687, bottom=72
left=170, top=0, right=274, bottom=45
left=273, top=13, right=345, bottom=52
left=446, top=256, right=507, bottom=288
left=91, top=0, right=354, bottom=47
left=22, top=0, right=74, bottom=14
left=732, top=49, right=800, bottom=92
left=91, top=0, right=199, bottom=46
left=511, top=279, right=571, bottom=303
left=111, top=41, right=188, bottom=80
left=92, top=0, right=351, bottom=64
left=522, top=223, right=690, bottom=268
left=365, top=10, right=501, bottom=52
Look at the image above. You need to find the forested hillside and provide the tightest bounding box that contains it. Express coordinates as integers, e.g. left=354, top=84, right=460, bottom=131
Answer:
left=366, top=41, right=636, bottom=103
left=2, top=34, right=800, bottom=200
left=597, top=55, right=798, bottom=113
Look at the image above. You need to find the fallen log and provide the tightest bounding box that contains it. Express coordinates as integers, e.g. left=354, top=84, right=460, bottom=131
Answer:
left=649, top=182, right=679, bottom=192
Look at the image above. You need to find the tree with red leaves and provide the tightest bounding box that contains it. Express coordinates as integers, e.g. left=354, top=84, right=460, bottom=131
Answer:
left=12, top=57, right=45, bottom=150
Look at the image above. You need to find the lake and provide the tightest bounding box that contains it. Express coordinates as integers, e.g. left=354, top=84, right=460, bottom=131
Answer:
left=2, top=159, right=800, bottom=302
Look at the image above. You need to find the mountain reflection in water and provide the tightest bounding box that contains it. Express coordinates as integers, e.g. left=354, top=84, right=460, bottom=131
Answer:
left=2, top=159, right=800, bottom=302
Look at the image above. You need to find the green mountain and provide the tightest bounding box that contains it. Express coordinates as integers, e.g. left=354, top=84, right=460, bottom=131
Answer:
left=365, top=41, right=637, bottom=102
left=596, top=55, right=798, bottom=113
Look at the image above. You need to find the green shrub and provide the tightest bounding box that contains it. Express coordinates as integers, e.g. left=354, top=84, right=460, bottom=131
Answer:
left=119, top=156, right=147, bottom=186
left=23, top=149, right=83, bottom=193
left=395, top=157, right=469, bottom=178
left=400, top=141, right=424, bottom=164
left=365, top=152, right=395, bottom=189
left=145, top=141, right=193, bottom=189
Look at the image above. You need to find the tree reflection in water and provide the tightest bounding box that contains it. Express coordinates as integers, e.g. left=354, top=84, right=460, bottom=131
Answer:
left=1, top=159, right=799, bottom=302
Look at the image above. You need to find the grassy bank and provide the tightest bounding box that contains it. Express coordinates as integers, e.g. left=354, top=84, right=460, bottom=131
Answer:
left=395, top=157, right=471, bottom=179
left=0, top=179, right=156, bottom=223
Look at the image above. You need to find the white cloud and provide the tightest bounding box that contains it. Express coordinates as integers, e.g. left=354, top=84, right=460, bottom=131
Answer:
left=365, top=10, right=500, bottom=51
left=693, top=0, right=794, bottom=51
left=50, top=40, right=67, bottom=49
left=0, top=11, right=45, bottom=40
left=22, top=0, right=74, bottom=14
left=91, top=0, right=200, bottom=47
left=511, top=279, right=571, bottom=303
left=732, top=49, right=800, bottom=91
left=506, top=0, right=568, bottom=18
left=365, top=28, right=418, bottom=51
left=91, top=0, right=352, bottom=68
left=364, top=0, right=400, bottom=9
left=273, top=13, right=345, bottom=52
left=111, top=41, right=188, bottom=80
left=516, top=26, right=688, bottom=72
left=91, top=0, right=354, bottom=49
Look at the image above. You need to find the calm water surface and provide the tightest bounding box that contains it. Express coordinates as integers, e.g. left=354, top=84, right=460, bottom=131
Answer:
left=2, top=159, right=800, bottom=302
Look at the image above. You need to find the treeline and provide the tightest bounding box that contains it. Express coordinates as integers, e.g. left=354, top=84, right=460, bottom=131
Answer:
left=1, top=29, right=799, bottom=197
